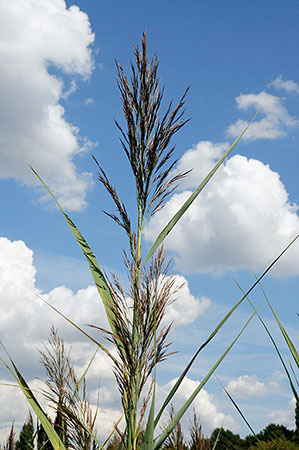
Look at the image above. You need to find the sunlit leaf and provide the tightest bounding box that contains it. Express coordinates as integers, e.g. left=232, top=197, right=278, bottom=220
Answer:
left=30, top=166, right=117, bottom=335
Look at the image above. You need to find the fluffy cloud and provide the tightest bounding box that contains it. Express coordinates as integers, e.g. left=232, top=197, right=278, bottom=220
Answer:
left=163, top=275, right=211, bottom=327
left=0, top=0, right=95, bottom=211
left=227, top=92, right=299, bottom=140
left=269, top=76, right=299, bottom=95
left=0, top=238, right=107, bottom=348
left=144, top=141, right=299, bottom=276
left=225, top=373, right=281, bottom=399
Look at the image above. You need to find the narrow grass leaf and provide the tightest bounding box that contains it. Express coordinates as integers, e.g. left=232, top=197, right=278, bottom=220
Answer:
left=154, top=301, right=265, bottom=449
left=253, top=273, right=299, bottom=369
left=143, top=108, right=261, bottom=265
left=154, top=234, right=299, bottom=428
left=269, top=301, right=299, bottom=368
left=288, top=358, right=299, bottom=389
left=211, top=426, right=223, bottom=450
left=214, top=374, right=265, bottom=450
left=234, top=278, right=299, bottom=402
left=0, top=382, right=20, bottom=388
left=117, top=430, right=126, bottom=450
left=0, top=346, right=66, bottom=450
left=29, top=166, right=116, bottom=334
left=100, top=416, right=123, bottom=450
left=141, top=384, right=156, bottom=450
left=72, top=348, right=98, bottom=402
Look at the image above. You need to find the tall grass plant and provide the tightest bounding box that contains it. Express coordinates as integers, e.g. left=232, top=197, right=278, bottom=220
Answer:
left=1, top=33, right=298, bottom=450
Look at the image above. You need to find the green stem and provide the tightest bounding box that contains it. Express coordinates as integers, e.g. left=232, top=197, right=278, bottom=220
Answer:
left=129, top=202, right=143, bottom=450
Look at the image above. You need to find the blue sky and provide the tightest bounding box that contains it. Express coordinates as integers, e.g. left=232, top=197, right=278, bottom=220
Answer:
left=0, top=0, right=299, bottom=443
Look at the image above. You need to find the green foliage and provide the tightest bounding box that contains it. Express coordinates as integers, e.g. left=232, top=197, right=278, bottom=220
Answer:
left=294, top=401, right=299, bottom=444
left=15, top=413, right=34, bottom=450
left=210, top=428, right=245, bottom=450
left=248, top=440, right=298, bottom=450
left=256, top=424, right=294, bottom=443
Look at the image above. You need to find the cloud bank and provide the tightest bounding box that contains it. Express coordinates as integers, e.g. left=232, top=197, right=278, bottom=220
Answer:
left=144, top=141, right=299, bottom=276
left=0, top=0, right=95, bottom=210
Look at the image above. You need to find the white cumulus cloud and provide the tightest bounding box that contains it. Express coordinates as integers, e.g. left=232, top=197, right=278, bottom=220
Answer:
left=144, top=141, right=299, bottom=276
left=163, top=275, right=211, bottom=327
left=0, top=0, right=96, bottom=211
left=0, top=236, right=108, bottom=360
left=225, top=374, right=280, bottom=399
left=227, top=92, right=299, bottom=140
left=269, top=76, right=299, bottom=95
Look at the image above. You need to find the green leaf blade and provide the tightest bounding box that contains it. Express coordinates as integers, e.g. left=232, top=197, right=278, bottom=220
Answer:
left=0, top=345, right=66, bottom=450
left=30, top=166, right=116, bottom=335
